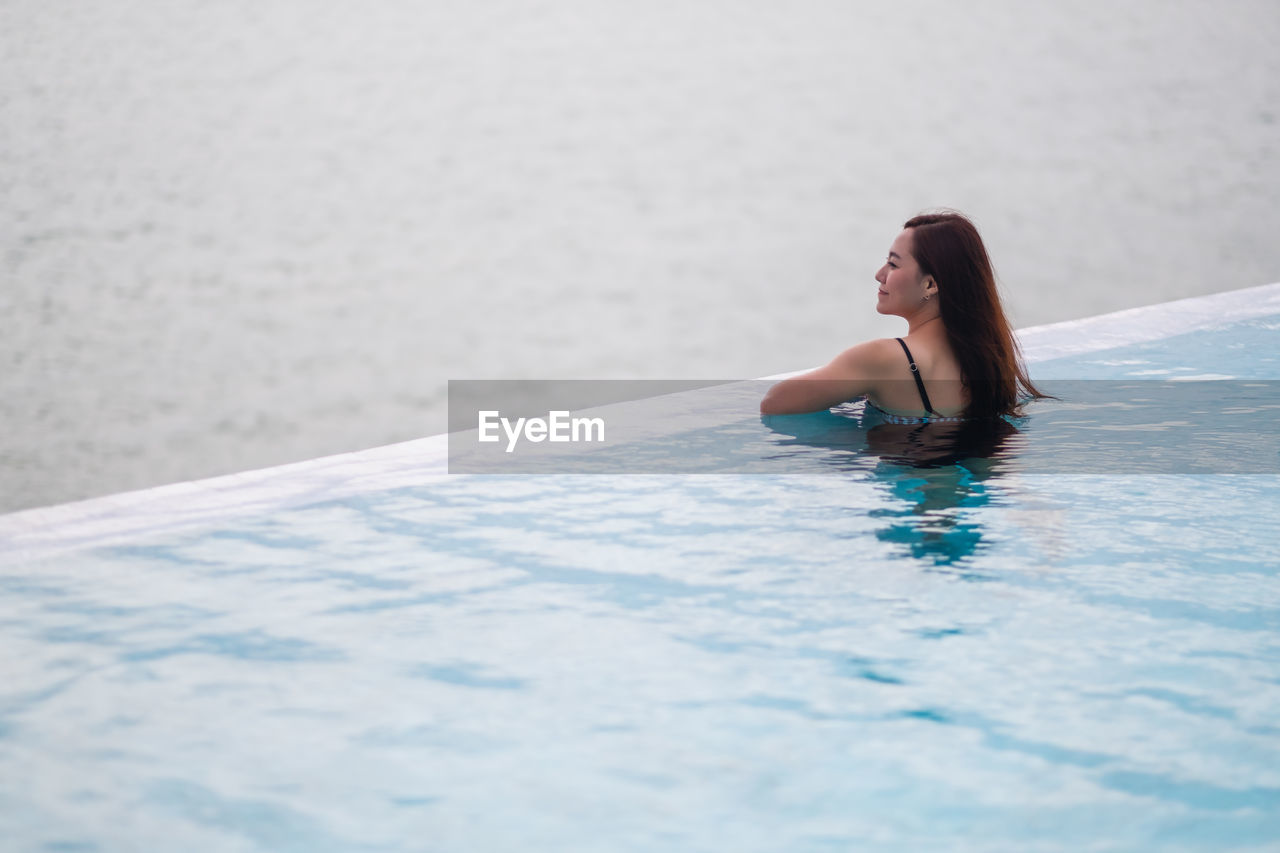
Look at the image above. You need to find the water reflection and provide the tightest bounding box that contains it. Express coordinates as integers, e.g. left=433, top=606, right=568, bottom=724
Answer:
left=761, top=405, right=1021, bottom=566
left=866, top=459, right=996, bottom=568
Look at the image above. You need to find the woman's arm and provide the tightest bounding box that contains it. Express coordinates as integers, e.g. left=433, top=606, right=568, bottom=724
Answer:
left=759, top=339, right=895, bottom=415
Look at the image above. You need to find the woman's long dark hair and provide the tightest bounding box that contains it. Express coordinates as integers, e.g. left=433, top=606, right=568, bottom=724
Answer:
left=903, top=211, right=1048, bottom=418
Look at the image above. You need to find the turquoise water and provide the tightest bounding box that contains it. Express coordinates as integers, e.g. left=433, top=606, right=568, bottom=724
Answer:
left=2, top=318, right=1279, bottom=851
left=1034, top=314, right=1280, bottom=381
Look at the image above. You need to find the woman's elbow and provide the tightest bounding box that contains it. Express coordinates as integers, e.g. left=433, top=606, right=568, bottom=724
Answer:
left=760, top=382, right=802, bottom=415
left=759, top=384, right=783, bottom=415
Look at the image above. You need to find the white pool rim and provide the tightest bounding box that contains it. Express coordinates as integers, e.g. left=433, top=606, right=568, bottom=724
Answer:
left=3, top=281, right=1278, bottom=560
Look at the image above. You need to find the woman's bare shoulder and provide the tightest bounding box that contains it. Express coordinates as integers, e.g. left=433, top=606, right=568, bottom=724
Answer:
left=829, top=337, right=904, bottom=377
left=759, top=338, right=902, bottom=415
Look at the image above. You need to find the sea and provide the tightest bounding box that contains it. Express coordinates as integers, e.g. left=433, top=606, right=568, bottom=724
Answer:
left=3, top=0, right=1278, bottom=513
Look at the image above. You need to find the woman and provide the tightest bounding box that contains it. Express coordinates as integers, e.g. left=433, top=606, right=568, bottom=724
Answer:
left=760, top=211, right=1046, bottom=420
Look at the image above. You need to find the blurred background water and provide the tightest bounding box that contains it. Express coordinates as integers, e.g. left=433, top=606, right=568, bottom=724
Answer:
left=3, top=0, right=1278, bottom=513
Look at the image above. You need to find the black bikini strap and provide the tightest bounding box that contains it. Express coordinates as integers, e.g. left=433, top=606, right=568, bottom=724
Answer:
left=895, top=338, right=939, bottom=416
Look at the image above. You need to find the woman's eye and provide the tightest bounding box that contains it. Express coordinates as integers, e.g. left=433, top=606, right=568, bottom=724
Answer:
left=887, top=261, right=897, bottom=269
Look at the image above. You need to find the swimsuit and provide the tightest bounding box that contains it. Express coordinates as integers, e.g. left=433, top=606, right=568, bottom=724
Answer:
left=860, top=338, right=968, bottom=424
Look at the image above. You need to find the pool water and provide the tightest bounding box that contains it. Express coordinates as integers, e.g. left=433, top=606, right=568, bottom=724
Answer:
left=2, top=304, right=1279, bottom=850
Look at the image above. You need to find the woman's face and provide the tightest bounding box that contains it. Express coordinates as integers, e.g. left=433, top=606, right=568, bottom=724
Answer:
left=874, top=228, right=932, bottom=317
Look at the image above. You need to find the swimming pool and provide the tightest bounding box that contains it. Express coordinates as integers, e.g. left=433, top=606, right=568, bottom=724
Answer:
left=3, top=285, right=1279, bottom=851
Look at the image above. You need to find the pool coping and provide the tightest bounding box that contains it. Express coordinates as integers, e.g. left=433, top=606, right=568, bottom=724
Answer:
left=3, top=281, right=1278, bottom=560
